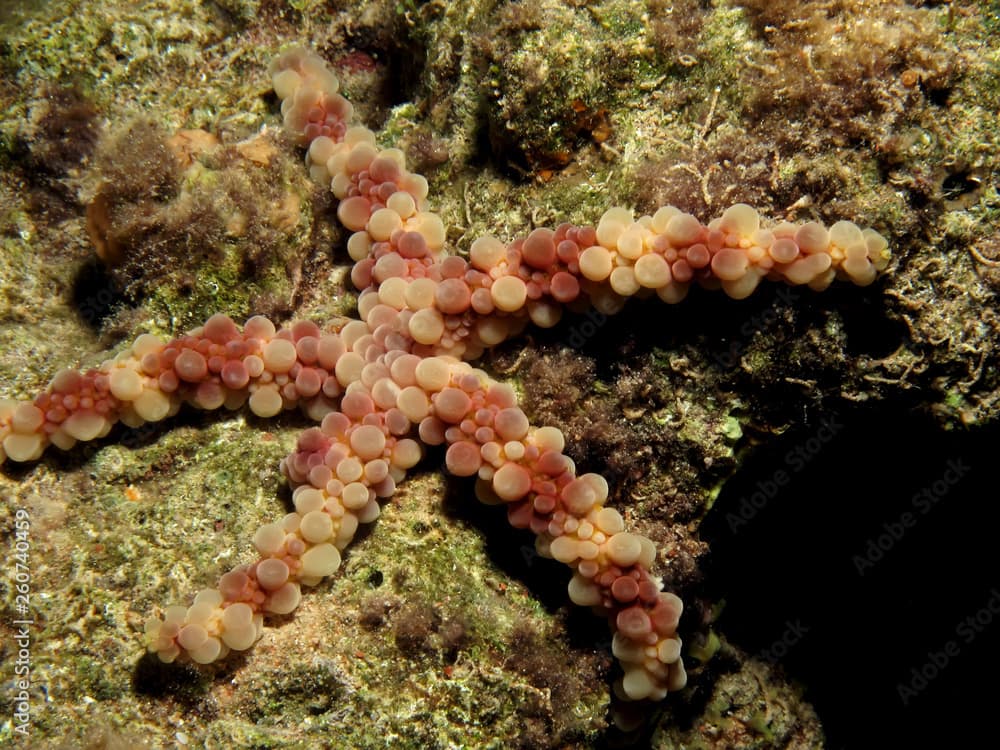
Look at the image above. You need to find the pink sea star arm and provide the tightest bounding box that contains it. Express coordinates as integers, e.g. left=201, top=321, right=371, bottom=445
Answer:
left=0, top=314, right=354, bottom=463
left=423, top=358, right=687, bottom=699
left=285, top=72, right=892, bottom=360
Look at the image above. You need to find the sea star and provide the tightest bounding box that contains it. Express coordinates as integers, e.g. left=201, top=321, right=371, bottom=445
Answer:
left=0, top=47, right=890, bottom=705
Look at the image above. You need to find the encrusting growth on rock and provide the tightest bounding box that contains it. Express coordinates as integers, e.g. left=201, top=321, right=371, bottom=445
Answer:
left=0, top=47, right=892, bottom=703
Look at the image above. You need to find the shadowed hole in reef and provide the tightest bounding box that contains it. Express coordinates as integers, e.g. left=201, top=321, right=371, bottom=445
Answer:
left=700, top=405, right=999, bottom=749
left=515, top=282, right=907, bottom=385
left=71, top=259, right=124, bottom=330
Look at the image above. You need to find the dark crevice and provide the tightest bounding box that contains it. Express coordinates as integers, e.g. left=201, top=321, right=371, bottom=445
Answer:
left=70, top=259, right=125, bottom=331
left=505, top=282, right=906, bottom=383
left=699, top=406, right=998, bottom=748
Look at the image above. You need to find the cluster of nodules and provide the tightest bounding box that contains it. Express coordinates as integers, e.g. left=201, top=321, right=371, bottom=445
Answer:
left=0, top=369, right=121, bottom=464
left=0, top=313, right=385, bottom=464
left=573, top=203, right=892, bottom=305
left=345, top=202, right=893, bottom=362
left=348, top=225, right=602, bottom=359
left=270, top=46, right=353, bottom=146
left=0, top=332, right=196, bottom=464
left=408, top=357, right=686, bottom=700
left=145, top=402, right=425, bottom=663
left=272, top=46, right=436, bottom=241
left=272, top=48, right=442, bottom=260
left=145, top=486, right=366, bottom=665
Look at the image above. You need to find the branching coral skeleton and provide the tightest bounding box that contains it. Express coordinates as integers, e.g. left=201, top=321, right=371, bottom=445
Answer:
left=0, top=48, right=890, bottom=703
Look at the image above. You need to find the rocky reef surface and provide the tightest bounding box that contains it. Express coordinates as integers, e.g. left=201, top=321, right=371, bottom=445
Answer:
left=1, top=1, right=997, bottom=748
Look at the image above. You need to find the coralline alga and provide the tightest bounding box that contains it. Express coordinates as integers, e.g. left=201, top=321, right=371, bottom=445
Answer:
left=0, top=48, right=890, bottom=708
